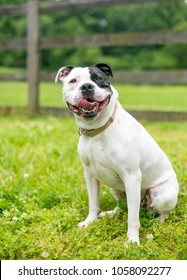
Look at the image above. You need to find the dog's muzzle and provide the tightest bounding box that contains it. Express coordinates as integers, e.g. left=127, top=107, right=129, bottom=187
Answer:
left=67, top=95, right=111, bottom=119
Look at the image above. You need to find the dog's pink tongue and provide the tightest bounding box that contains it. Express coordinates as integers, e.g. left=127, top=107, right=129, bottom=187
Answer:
left=78, top=99, right=98, bottom=110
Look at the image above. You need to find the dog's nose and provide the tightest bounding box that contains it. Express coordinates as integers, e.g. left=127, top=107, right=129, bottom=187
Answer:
left=80, top=83, right=94, bottom=95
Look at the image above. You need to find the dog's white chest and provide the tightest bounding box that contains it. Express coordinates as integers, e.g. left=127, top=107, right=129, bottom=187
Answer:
left=78, top=137, right=124, bottom=190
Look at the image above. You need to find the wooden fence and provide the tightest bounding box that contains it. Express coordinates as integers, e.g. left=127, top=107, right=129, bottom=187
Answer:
left=0, top=0, right=187, bottom=120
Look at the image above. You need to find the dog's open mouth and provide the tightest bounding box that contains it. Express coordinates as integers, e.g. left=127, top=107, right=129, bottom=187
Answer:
left=67, top=96, right=111, bottom=118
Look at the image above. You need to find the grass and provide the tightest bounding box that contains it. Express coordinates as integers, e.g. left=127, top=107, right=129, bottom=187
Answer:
left=0, top=81, right=187, bottom=111
left=0, top=116, right=187, bottom=260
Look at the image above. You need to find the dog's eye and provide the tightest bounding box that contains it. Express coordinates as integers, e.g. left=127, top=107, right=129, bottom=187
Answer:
left=69, top=79, right=77, bottom=84
left=96, top=76, right=103, bottom=82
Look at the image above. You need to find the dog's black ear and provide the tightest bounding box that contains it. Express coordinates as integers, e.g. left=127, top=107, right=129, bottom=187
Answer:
left=55, top=66, right=74, bottom=83
left=94, top=63, right=113, bottom=78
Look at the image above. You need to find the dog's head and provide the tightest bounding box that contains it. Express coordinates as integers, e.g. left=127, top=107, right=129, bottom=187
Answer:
left=55, top=63, right=113, bottom=119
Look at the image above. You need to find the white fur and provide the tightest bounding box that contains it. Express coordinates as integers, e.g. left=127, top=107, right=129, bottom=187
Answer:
left=57, top=67, right=179, bottom=245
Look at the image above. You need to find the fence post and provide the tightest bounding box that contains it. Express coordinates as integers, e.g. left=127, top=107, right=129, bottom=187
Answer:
left=27, top=0, right=40, bottom=117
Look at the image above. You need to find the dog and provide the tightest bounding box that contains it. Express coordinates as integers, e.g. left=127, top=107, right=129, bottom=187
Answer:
left=55, top=63, right=179, bottom=244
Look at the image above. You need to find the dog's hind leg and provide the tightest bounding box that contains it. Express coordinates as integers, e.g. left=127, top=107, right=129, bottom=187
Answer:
left=149, top=175, right=179, bottom=223
left=111, top=189, right=126, bottom=201
left=98, top=189, right=125, bottom=218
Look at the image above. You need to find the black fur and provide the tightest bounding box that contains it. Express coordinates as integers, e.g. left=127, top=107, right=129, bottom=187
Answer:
left=89, top=63, right=113, bottom=91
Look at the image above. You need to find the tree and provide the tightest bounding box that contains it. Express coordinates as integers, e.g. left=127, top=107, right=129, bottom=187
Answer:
left=0, top=0, right=187, bottom=70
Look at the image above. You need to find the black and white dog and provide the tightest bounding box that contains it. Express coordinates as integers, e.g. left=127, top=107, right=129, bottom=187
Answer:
left=55, top=63, right=179, bottom=244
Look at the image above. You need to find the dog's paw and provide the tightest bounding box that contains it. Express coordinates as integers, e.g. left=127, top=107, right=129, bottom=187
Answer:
left=124, top=237, right=140, bottom=249
left=127, top=232, right=140, bottom=245
left=78, top=213, right=99, bottom=228
left=98, top=207, right=119, bottom=219
left=124, top=240, right=141, bottom=249
left=98, top=210, right=114, bottom=219
left=128, top=238, right=140, bottom=245
left=78, top=221, right=89, bottom=228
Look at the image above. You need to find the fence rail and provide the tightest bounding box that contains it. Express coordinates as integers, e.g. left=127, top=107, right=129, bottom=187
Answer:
left=1, top=70, right=187, bottom=85
left=40, top=30, right=187, bottom=48
left=40, top=0, right=158, bottom=12
left=0, top=0, right=158, bottom=16
left=1, top=29, right=187, bottom=51
left=0, top=106, right=187, bottom=122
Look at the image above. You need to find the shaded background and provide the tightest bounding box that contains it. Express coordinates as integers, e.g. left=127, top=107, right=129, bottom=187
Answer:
left=0, top=0, right=187, bottom=119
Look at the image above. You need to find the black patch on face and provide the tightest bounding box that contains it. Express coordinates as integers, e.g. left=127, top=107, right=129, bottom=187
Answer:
left=88, top=66, right=112, bottom=92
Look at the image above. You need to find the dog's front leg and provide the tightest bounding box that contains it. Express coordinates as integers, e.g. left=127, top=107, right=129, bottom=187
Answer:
left=78, top=167, right=100, bottom=228
left=124, top=168, right=142, bottom=245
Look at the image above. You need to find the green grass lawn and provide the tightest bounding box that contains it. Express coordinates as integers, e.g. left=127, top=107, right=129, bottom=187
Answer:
left=0, top=116, right=186, bottom=260
left=0, top=81, right=187, bottom=111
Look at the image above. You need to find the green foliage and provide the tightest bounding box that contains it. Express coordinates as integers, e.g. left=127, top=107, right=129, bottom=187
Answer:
left=0, top=116, right=186, bottom=259
left=0, top=1, right=187, bottom=70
